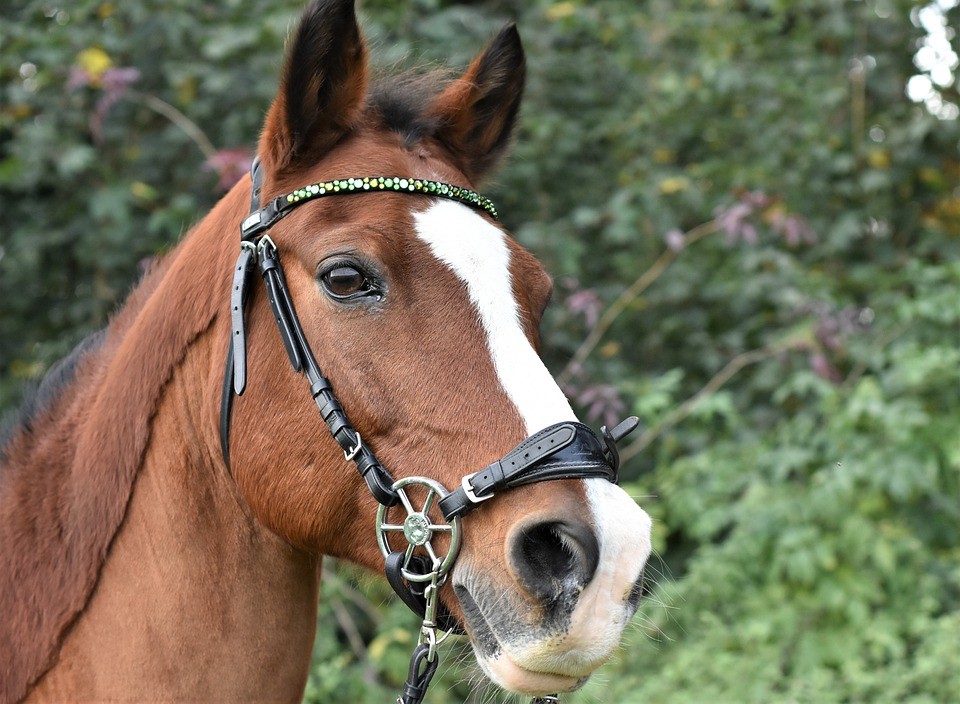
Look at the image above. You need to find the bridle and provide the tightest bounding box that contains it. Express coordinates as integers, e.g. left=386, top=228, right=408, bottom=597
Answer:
left=220, top=158, right=638, bottom=704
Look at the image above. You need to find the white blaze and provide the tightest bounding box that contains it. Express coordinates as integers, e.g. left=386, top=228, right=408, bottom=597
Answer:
left=413, top=200, right=575, bottom=434
left=413, top=200, right=651, bottom=687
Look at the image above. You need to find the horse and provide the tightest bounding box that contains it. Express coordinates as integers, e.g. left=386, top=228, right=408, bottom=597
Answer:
left=0, top=1, right=652, bottom=701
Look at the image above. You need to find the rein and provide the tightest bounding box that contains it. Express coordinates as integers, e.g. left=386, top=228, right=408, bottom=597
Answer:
left=220, top=158, right=638, bottom=704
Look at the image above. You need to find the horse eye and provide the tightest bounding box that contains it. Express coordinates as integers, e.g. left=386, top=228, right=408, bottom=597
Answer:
left=321, top=265, right=370, bottom=299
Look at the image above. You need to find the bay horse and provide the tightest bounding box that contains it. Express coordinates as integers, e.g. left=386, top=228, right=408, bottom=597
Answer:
left=0, top=1, right=652, bottom=701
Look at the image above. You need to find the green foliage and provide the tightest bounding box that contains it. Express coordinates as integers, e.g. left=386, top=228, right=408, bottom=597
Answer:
left=2, top=0, right=959, bottom=701
left=0, top=0, right=307, bottom=405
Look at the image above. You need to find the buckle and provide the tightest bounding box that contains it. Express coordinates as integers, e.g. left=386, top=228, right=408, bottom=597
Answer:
left=344, top=432, right=363, bottom=462
left=461, top=472, right=494, bottom=505
left=256, top=234, right=277, bottom=257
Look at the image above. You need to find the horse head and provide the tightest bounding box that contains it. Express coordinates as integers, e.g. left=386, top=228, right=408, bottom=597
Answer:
left=223, top=0, right=652, bottom=695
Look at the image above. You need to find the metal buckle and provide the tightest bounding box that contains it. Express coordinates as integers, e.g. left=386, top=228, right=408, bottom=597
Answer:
left=256, top=233, right=277, bottom=257
left=461, top=472, right=494, bottom=505
left=344, top=432, right=363, bottom=462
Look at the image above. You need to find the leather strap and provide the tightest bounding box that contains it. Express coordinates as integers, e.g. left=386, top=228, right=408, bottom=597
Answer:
left=438, top=422, right=618, bottom=520
left=399, top=644, right=439, bottom=704
left=252, top=240, right=399, bottom=506
left=600, top=416, right=639, bottom=474
left=385, top=552, right=430, bottom=619
left=220, top=158, right=263, bottom=469
left=220, top=341, right=236, bottom=469
left=259, top=243, right=303, bottom=372
left=220, top=196, right=398, bottom=505
left=230, top=244, right=257, bottom=394
left=248, top=156, right=263, bottom=215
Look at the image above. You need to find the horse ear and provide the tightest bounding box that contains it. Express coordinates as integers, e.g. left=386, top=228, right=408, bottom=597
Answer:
left=259, top=0, right=368, bottom=171
left=427, top=24, right=526, bottom=181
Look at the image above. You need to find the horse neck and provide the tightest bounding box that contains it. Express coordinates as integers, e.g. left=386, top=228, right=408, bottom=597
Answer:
left=9, top=181, right=321, bottom=702
left=30, top=328, right=322, bottom=701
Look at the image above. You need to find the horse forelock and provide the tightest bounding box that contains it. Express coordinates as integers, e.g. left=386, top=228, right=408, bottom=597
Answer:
left=0, top=183, right=248, bottom=702
left=366, top=71, right=449, bottom=146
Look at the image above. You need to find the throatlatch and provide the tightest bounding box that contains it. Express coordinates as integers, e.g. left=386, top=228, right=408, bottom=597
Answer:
left=220, top=157, right=639, bottom=704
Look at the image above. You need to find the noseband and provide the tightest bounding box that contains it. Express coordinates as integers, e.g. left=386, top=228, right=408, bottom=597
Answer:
left=220, top=158, right=638, bottom=704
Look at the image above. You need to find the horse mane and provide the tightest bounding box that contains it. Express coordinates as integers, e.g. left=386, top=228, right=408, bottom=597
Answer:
left=0, top=183, right=246, bottom=702
left=0, top=329, right=107, bottom=464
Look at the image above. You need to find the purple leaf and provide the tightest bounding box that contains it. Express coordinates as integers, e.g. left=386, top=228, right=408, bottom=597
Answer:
left=205, top=149, right=253, bottom=192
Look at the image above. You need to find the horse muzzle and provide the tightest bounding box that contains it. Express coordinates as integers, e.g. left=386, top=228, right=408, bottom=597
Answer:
left=442, top=426, right=653, bottom=697
left=452, top=492, right=650, bottom=695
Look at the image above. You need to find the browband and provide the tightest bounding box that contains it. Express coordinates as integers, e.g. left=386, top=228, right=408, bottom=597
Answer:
left=240, top=175, right=498, bottom=241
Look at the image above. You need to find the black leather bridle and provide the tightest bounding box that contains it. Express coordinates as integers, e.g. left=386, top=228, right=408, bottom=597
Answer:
left=220, top=158, right=638, bottom=704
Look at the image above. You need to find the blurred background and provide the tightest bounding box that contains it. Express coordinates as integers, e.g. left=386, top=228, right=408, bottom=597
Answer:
left=2, top=0, right=959, bottom=701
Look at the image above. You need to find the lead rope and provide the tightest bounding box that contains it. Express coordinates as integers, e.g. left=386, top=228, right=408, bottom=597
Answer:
left=397, top=566, right=443, bottom=704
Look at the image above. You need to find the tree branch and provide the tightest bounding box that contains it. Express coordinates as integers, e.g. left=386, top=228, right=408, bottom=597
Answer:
left=127, top=91, right=218, bottom=160
left=619, top=333, right=808, bottom=464
left=557, top=219, right=719, bottom=387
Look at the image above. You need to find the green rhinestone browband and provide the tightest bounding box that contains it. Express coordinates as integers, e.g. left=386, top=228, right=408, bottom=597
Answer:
left=285, top=177, right=498, bottom=218
left=240, top=175, right=499, bottom=241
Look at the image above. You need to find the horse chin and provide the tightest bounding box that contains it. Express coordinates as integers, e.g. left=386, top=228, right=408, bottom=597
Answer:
left=452, top=579, right=621, bottom=696
left=475, top=651, right=589, bottom=696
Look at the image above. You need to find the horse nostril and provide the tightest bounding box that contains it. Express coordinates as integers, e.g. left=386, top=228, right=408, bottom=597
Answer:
left=509, top=520, right=600, bottom=601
